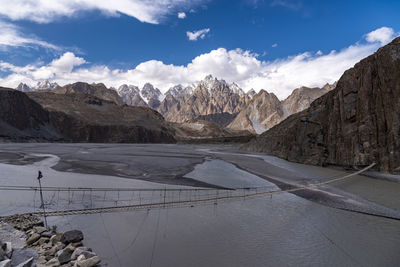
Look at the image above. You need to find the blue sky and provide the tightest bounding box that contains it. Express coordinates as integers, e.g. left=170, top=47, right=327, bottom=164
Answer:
left=0, top=0, right=399, bottom=98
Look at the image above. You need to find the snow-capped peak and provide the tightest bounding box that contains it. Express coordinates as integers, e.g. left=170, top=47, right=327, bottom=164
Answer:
left=117, top=84, right=140, bottom=95
left=199, top=74, right=228, bottom=93
left=35, top=80, right=58, bottom=90
left=229, top=82, right=245, bottom=96
left=141, top=83, right=163, bottom=102
left=165, top=84, right=194, bottom=98
left=16, top=83, right=32, bottom=92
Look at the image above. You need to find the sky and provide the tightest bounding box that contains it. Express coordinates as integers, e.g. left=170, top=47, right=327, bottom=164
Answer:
left=0, top=0, right=399, bottom=99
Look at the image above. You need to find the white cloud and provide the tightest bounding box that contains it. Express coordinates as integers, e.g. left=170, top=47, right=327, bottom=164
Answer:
left=0, top=20, right=59, bottom=49
left=365, top=26, right=396, bottom=45
left=0, top=27, right=397, bottom=100
left=0, top=52, right=86, bottom=81
left=186, top=28, right=210, bottom=41
left=272, top=43, right=278, bottom=48
left=178, top=12, right=186, bottom=19
left=0, top=0, right=205, bottom=24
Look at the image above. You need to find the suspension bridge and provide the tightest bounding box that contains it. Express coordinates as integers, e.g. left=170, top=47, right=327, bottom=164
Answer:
left=0, top=163, right=377, bottom=218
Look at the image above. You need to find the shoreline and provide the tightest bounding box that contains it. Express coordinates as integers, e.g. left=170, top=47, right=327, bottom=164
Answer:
left=0, top=214, right=101, bottom=267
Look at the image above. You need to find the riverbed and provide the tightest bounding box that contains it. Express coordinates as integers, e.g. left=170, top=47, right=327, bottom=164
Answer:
left=0, top=143, right=399, bottom=267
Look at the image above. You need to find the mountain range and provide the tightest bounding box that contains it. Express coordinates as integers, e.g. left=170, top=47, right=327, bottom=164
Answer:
left=16, top=75, right=335, bottom=134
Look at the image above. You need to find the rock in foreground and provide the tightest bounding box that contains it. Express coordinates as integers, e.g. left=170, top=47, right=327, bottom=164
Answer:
left=0, top=214, right=100, bottom=267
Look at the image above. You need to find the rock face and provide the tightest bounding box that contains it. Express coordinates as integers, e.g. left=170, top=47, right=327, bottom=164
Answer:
left=0, top=86, right=176, bottom=143
left=27, top=90, right=176, bottom=143
left=165, top=84, right=194, bottom=99
left=282, top=83, right=335, bottom=115
left=53, top=82, right=124, bottom=106
left=141, top=83, right=163, bottom=109
left=0, top=88, right=64, bottom=141
left=117, top=84, right=145, bottom=106
left=228, top=84, right=336, bottom=134
left=117, top=83, right=163, bottom=109
left=228, top=90, right=284, bottom=134
left=245, top=37, right=400, bottom=173
left=158, top=75, right=250, bottom=124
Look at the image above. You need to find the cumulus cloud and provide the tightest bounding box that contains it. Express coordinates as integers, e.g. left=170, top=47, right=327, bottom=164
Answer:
left=272, top=43, right=278, bottom=48
left=365, top=26, right=396, bottom=45
left=0, top=27, right=397, bottom=99
left=0, top=52, right=86, bottom=82
left=0, top=20, right=59, bottom=49
left=186, top=28, right=210, bottom=41
left=178, top=12, right=186, bottom=19
left=0, top=0, right=205, bottom=24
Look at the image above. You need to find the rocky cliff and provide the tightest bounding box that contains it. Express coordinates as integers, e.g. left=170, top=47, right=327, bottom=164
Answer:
left=27, top=91, right=175, bottom=143
left=245, top=37, right=400, bottom=173
left=0, top=86, right=176, bottom=143
left=228, top=90, right=284, bottom=134
left=0, top=88, right=63, bottom=141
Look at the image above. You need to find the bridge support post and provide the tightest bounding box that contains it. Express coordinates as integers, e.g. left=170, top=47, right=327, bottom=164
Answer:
left=37, top=171, right=48, bottom=228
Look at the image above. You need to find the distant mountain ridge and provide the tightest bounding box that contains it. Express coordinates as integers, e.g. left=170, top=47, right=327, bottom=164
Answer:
left=15, top=76, right=335, bottom=134
left=17, top=80, right=59, bottom=92
left=228, top=83, right=336, bottom=134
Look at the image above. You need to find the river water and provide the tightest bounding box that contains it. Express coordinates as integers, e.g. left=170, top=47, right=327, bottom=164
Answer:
left=0, top=144, right=399, bottom=267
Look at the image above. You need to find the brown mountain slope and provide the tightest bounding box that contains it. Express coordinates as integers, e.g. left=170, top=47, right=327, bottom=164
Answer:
left=27, top=91, right=175, bottom=143
left=54, top=82, right=124, bottom=105
left=282, top=83, right=335, bottom=115
left=228, top=84, right=335, bottom=134
left=228, top=90, right=284, bottom=134
left=245, top=37, right=400, bottom=173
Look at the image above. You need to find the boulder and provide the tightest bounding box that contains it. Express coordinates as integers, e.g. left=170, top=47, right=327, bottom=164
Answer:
left=61, top=231, right=83, bottom=245
left=15, top=257, right=34, bottom=267
left=3, top=242, right=12, bottom=258
left=76, top=255, right=85, bottom=261
left=0, top=248, right=6, bottom=261
left=11, top=249, right=38, bottom=266
left=57, top=246, right=74, bottom=264
left=0, top=259, right=11, bottom=267
left=74, top=256, right=100, bottom=267
left=45, top=258, right=60, bottom=267
left=34, top=227, right=48, bottom=234
left=71, top=247, right=95, bottom=261
left=26, top=233, right=40, bottom=246
left=44, top=242, right=65, bottom=257
left=41, top=232, right=53, bottom=238
left=37, top=237, right=50, bottom=246
left=50, top=233, right=63, bottom=245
